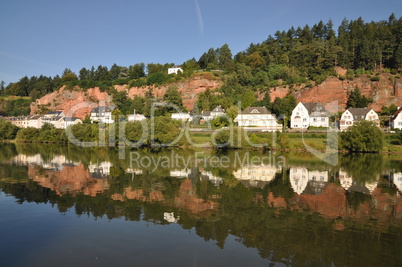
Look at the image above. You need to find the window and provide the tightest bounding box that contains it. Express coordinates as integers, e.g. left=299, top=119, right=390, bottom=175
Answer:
left=303, top=118, right=307, bottom=122
left=398, top=122, right=402, bottom=126
left=321, top=118, right=325, bottom=122
left=313, top=118, right=317, bottom=122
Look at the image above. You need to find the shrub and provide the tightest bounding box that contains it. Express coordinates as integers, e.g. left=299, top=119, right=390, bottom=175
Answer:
left=340, top=120, right=383, bottom=152
left=370, top=76, right=380, bottom=82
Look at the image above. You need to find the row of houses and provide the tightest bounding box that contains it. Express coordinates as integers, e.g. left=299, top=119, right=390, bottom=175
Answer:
left=6, top=111, right=82, bottom=129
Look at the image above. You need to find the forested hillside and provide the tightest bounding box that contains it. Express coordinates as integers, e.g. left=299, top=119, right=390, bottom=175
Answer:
left=0, top=14, right=401, bottom=117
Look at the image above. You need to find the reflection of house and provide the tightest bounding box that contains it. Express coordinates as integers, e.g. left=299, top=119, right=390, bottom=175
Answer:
left=90, top=106, right=115, bottom=124
left=200, top=171, right=223, bottom=187
left=339, top=108, right=380, bottom=131
left=201, top=105, right=226, bottom=121
left=392, top=172, right=402, bottom=195
left=88, top=161, right=113, bottom=179
left=170, top=169, right=191, bottom=178
left=164, top=212, right=179, bottom=223
left=9, top=154, right=80, bottom=171
left=338, top=171, right=353, bottom=190
left=289, top=167, right=328, bottom=195
left=291, top=102, right=329, bottom=129
left=233, top=165, right=280, bottom=187
left=234, top=106, right=281, bottom=131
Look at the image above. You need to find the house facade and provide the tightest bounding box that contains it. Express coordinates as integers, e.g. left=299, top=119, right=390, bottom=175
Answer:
left=290, top=102, right=329, bottom=129
left=171, top=112, right=193, bottom=121
left=60, top=117, right=82, bottom=129
left=90, top=106, right=115, bottom=124
left=234, top=106, right=281, bottom=131
left=391, top=107, right=402, bottom=130
left=168, top=66, right=183, bottom=75
left=201, top=105, right=226, bottom=121
left=339, top=108, right=380, bottom=131
left=127, top=114, right=146, bottom=122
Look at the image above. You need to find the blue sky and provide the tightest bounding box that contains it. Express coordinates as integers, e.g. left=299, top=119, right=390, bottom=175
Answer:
left=0, top=0, right=400, bottom=85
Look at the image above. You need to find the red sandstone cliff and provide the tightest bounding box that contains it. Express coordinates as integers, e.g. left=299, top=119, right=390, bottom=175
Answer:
left=30, top=73, right=401, bottom=118
left=30, top=76, right=222, bottom=119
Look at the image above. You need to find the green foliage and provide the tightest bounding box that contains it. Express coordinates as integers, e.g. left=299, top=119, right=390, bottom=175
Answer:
left=163, top=86, right=185, bottom=111
left=340, top=120, right=383, bottom=152
left=150, top=117, right=181, bottom=146
left=212, top=116, right=229, bottom=127
left=0, top=119, right=19, bottom=140
left=147, top=72, right=170, bottom=85
left=346, top=88, right=373, bottom=108
left=370, top=76, right=380, bottom=81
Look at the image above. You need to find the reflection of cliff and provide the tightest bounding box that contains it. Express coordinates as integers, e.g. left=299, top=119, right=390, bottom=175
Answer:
left=112, top=179, right=217, bottom=215
left=267, top=182, right=402, bottom=222
left=28, top=165, right=109, bottom=197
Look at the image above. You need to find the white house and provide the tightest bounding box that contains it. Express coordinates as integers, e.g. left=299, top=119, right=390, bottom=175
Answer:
left=291, top=102, right=329, bottom=129
left=201, top=105, right=226, bottom=121
left=391, top=107, right=402, bottom=130
left=234, top=106, right=281, bottom=131
left=90, top=106, right=115, bottom=124
left=171, top=112, right=193, bottom=121
left=168, top=66, right=183, bottom=75
left=60, top=117, right=82, bottom=129
left=127, top=114, right=146, bottom=122
left=339, top=108, right=380, bottom=131
left=28, top=115, right=42, bottom=128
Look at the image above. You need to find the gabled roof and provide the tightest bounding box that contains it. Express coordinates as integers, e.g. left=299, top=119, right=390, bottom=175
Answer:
left=212, top=105, right=225, bottom=113
left=241, top=106, right=271, bottom=114
left=202, top=111, right=211, bottom=116
left=91, top=106, right=115, bottom=113
left=63, top=117, right=80, bottom=122
left=392, top=107, right=402, bottom=120
left=45, top=111, right=64, bottom=116
left=347, top=108, right=371, bottom=116
left=301, top=102, right=328, bottom=116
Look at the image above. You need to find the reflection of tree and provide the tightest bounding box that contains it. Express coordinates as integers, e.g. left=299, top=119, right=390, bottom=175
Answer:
left=339, top=154, right=384, bottom=182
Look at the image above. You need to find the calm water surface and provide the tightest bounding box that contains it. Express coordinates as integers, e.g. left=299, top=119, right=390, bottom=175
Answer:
left=1, top=143, right=402, bottom=266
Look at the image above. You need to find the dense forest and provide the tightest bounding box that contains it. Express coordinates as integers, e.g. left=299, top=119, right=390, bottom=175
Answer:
left=0, top=14, right=401, bottom=117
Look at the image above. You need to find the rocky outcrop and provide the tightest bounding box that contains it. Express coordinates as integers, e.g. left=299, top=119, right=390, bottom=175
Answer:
left=30, top=77, right=222, bottom=118
left=116, top=76, right=222, bottom=110
left=30, top=86, right=112, bottom=119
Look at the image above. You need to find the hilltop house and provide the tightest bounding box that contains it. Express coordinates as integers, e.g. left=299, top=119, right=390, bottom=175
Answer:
left=201, top=105, right=226, bottom=121
left=90, top=106, right=115, bottom=124
left=391, top=107, right=402, bottom=130
left=290, top=102, right=329, bottom=129
left=339, top=108, right=380, bottom=131
left=168, top=66, right=183, bottom=75
left=234, top=106, right=281, bottom=131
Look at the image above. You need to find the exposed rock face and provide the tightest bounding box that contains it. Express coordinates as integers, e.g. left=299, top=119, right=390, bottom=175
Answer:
left=30, top=77, right=222, bottom=118
left=30, top=86, right=112, bottom=119
left=116, top=76, right=222, bottom=110
left=30, top=74, right=400, bottom=118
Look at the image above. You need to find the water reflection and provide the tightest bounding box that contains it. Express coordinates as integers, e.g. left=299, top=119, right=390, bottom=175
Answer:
left=1, top=143, right=402, bottom=265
